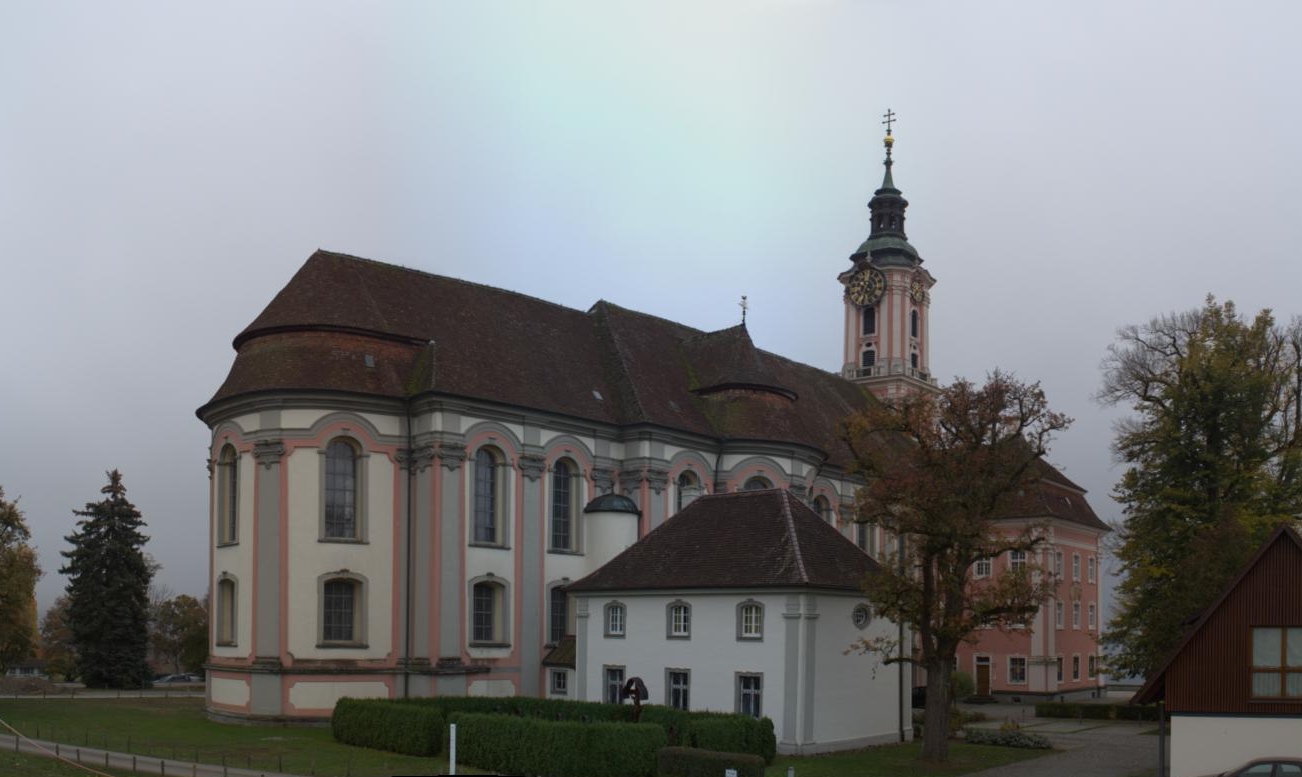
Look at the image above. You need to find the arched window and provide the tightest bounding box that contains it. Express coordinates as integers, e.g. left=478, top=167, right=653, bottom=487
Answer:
left=551, top=459, right=580, bottom=552
left=321, top=577, right=363, bottom=645
left=549, top=586, right=569, bottom=644
left=911, top=309, right=919, bottom=338
left=737, top=600, right=764, bottom=640
left=324, top=439, right=360, bottom=540
left=215, top=575, right=237, bottom=646
left=473, top=447, right=505, bottom=545
left=862, top=306, right=876, bottom=336
left=676, top=470, right=702, bottom=513
left=812, top=495, right=833, bottom=524
left=667, top=601, right=691, bottom=639
left=742, top=476, right=771, bottom=491
left=471, top=579, right=508, bottom=645
left=861, top=349, right=876, bottom=369
left=217, top=445, right=239, bottom=544
left=911, top=352, right=919, bottom=370
left=604, top=602, right=626, bottom=637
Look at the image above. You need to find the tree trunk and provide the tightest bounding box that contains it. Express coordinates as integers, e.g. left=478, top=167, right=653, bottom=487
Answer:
left=920, top=659, right=952, bottom=762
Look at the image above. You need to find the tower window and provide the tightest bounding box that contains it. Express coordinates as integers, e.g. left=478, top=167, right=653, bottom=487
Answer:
left=911, top=310, right=919, bottom=338
left=861, top=350, right=876, bottom=368
left=862, top=306, right=876, bottom=336
left=911, top=352, right=919, bottom=369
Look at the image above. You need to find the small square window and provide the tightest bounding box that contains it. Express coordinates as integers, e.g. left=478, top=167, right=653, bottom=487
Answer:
left=550, top=669, right=568, bottom=695
left=974, top=558, right=992, bottom=579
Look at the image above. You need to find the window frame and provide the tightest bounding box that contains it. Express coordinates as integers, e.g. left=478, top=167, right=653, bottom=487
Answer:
left=1009, top=549, right=1027, bottom=572
left=666, top=600, right=691, bottom=639
left=1056, top=655, right=1064, bottom=683
left=1072, top=601, right=1081, bottom=629
left=812, top=495, right=833, bottom=524
left=861, top=348, right=876, bottom=368
left=1088, top=654, right=1097, bottom=679
left=320, top=437, right=367, bottom=542
left=1250, top=627, right=1302, bottom=699
left=1055, top=599, right=1064, bottom=629
left=1072, top=553, right=1081, bottom=582
left=1072, top=654, right=1081, bottom=681
left=1088, top=603, right=1097, bottom=630
left=550, top=668, right=568, bottom=696
left=974, top=557, right=992, bottom=579
left=471, top=446, right=508, bottom=547
left=862, top=306, right=876, bottom=336
left=216, top=444, right=239, bottom=545
left=736, top=673, right=763, bottom=718
left=215, top=574, right=237, bottom=646
left=548, top=586, right=569, bottom=645
left=1054, top=551, right=1064, bottom=577
left=1087, top=555, right=1096, bottom=583
left=742, top=476, right=772, bottom=491
left=604, top=665, right=626, bottom=705
left=604, top=601, right=626, bottom=638
left=666, top=668, right=690, bottom=711
left=910, top=309, right=919, bottom=338
left=549, top=459, right=581, bottom=553
left=676, top=470, right=702, bottom=513
left=469, top=578, right=510, bottom=647
left=1008, top=655, right=1028, bottom=685
left=736, top=600, right=764, bottom=641
left=317, top=573, right=367, bottom=648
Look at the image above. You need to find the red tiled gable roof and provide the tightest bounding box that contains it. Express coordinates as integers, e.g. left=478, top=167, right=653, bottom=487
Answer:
left=567, top=489, right=881, bottom=592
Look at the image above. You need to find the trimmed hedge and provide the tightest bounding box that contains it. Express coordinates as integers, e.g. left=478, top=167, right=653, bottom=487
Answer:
left=331, top=698, right=443, bottom=756
left=657, top=746, right=765, bottom=777
left=1033, top=702, right=1159, bottom=721
left=963, top=727, right=1052, bottom=749
left=449, top=711, right=667, bottom=777
left=401, top=695, right=776, bottom=763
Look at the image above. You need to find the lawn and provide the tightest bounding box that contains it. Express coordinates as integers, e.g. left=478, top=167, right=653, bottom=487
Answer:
left=0, top=697, right=1053, bottom=777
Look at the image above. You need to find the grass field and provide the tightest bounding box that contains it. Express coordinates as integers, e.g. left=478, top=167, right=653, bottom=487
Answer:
left=0, top=697, right=1052, bottom=777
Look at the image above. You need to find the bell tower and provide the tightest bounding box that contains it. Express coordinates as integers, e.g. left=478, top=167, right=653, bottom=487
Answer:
left=838, top=111, right=937, bottom=400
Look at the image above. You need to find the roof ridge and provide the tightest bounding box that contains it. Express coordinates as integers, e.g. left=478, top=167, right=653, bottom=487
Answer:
left=781, top=490, right=810, bottom=584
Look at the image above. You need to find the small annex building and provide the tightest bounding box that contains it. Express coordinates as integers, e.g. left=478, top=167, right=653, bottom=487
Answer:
left=1134, top=525, right=1302, bottom=777
left=566, top=488, right=906, bottom=754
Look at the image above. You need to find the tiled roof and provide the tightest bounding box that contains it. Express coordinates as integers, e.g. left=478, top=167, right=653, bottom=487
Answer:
left=541, top=636, right=576, bottom=668
left=566, top=489, right=880, bottom=593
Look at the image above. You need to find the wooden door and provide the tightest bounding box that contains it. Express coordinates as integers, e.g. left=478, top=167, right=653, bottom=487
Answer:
left=976, top=662, right=991, bottom=696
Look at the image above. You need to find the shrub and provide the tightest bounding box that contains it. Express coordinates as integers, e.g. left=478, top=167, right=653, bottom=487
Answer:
left=686, top=715, right=776, bottom=764
left=1033, top=702, right=1159, bottom=722
left=449, top=711, right=667, bottom=777
left=951, top=670, right=975, bottom=700
left=331, top=698, right=443, bottom=756
left=656, top=746, right=765, bottom=777
left=964, top=727, right=1052, bottom=749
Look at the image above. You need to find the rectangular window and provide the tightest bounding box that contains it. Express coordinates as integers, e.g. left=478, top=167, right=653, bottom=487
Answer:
left=1072, top=601, right=1081, bottom=629
left=1009, top=656, right=1027, bottom=684
left=738, top=603, right=763, bottom=640
left=1055, top=600, right=1064, bottom=629
left=1251, top=627, right=1302, bottom=698
left=668, top=603, right=691, bottom=638
left=1054, top=551, right=1063, bottom=577
left=605, top=666, right=625, bottom=705
left=974, top=558, right=992, bottom=579
left=1088, top=603, right=1097, bottom=630
left=605, top=603, right=625, bottom=637
left=549, top=588, right=568, bottom=644
left=1087, top=556, right=1096, bottom=583
left=472, top=583, right=500, bottom=644
left=862, top=306, right=876, bottom=336
left=550, top=669, right=568, bottom=696
left=323, top=580, right=356, bottom=642
left=1072, top=553, right=1081, bottom=582
left=1056, top=656, right=1064, bottom=683
left=737, top=674, right=762, bottom=718
left=667, top=669, right=690, bottom=711
left=1009, top=550, right=1026, bottom=572
left=1088, top=655, right=1097, bottom=679
left=1072, top=655, right=1081, bottom=681
left=216, top=578, right=236, bottom=646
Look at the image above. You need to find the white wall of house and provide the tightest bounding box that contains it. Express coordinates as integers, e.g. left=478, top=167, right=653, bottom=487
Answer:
left=1170, top=715, right=1302, bottom=777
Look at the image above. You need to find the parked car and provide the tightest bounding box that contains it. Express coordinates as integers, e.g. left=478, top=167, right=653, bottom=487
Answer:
left=1194, top=758, right=1302, bottom=777
left=155, top=673, right=203, bottom=684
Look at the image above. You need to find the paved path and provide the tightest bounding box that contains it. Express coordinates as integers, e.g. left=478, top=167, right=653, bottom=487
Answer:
left=960, top=706, right=1164, bottom=777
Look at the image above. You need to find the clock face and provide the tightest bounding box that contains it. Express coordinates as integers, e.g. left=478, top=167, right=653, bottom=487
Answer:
left=848, top=268, right=886, bottom=306
left=909, top=277, right=926, bottom=304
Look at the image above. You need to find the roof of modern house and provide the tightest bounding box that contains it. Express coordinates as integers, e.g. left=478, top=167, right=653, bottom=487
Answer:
left=1133, top=524, right=1302, bottom=706
left=567, top=489, right=881, bottom=593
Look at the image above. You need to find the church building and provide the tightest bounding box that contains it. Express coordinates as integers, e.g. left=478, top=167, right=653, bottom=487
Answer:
left=198, top=123, right=1106, bottom=724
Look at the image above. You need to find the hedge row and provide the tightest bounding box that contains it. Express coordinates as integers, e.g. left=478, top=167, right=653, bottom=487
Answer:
left=656, top=746, right=765, bottom=777
left=1033, top=702, right=1159, bottom=721
left=403, top=695, right=776, bottom=763
left=331, top=698, right=444, bottom=756
left=449, top=712, right=667, bottom=777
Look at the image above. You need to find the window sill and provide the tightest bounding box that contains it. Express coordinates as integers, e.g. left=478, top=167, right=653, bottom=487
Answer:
left=547, top=548, right=583, bottom=556
left=737, top=635, right=764, bottom=642
left=215, top=641, right=237, bottom=647
left=469, top=641, right=511, bottom=649
left=603, top=633, right=626, bottom=639
left=667, top=634, right=691, bottom=640
left=317, top=641, right=369, bottom=649
left=216, top=540, right=239, bottom=548
left=469, top=541, right=511, bottom=550
left=319, top=537, right=368, bottom=545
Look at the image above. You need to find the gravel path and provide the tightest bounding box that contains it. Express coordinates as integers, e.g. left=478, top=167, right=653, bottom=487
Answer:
left=959, top=706, right=1164, bottom=777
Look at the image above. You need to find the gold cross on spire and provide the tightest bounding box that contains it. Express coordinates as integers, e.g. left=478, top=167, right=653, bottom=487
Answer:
left=881, top=109, right=896, bottom=136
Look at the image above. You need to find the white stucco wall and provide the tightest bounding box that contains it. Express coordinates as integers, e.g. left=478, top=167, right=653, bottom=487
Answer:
left=813, top=595, right=901, bottom=746
left=210, top=676, right=250, bottom=707
left=288, top=680, right=390, bottom=713
left=1170, top=715, right=1302, bottom=777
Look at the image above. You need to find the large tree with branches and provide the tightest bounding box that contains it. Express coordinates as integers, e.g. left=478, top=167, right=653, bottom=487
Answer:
left=0, top=486, right=41, bottom=673
left=1100, top=297, right=1302, bottom=678
left=843, top=371, right=1071, bottom=762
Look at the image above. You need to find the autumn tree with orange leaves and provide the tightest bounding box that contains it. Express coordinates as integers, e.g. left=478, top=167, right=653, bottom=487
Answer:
left=842, top=371, right=1070, bottom=763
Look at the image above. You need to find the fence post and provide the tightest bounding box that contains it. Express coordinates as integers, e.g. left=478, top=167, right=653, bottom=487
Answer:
left=449, top=722, right=457, bottom=776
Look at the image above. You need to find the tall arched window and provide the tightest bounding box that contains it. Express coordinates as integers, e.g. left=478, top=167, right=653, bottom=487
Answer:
left=911, top=309, right=919, bottom=338
left=812, top=495, right=833, bottom=524
left=551, top=459, right=579, bottom=551
left=549, top=586, right=569, bottom=644
left=676, top=470, right=702, bottom=513
left=324, top=439, right=359, bottom=539
left=217, top=445, right=239, bottom=544
left=473, top=447, right=504, bottom=545
left=470, top=579, right=509, bottom=645
left=215, top=575, right=237, bottom=646
left=862, top=306, right=876, bottom=336
left=321, top=577, right=363, bottom=644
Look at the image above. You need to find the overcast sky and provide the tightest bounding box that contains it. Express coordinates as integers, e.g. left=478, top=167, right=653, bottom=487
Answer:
left=3, top=1, right=1300, bottom=617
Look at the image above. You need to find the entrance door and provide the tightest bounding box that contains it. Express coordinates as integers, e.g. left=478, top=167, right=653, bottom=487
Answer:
left=975, top=658, right=991, bottom=696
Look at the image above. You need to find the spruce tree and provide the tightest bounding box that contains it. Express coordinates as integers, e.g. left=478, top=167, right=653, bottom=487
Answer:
left=60, top=470, right=154, bottom=688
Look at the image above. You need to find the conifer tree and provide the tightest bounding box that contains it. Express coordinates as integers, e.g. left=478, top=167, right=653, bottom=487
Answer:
left=0, top=486, right=42, bottom=673
left=60, top=470, right=153, bottom=688
left=1100, top=298, right=1302, bottom=678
